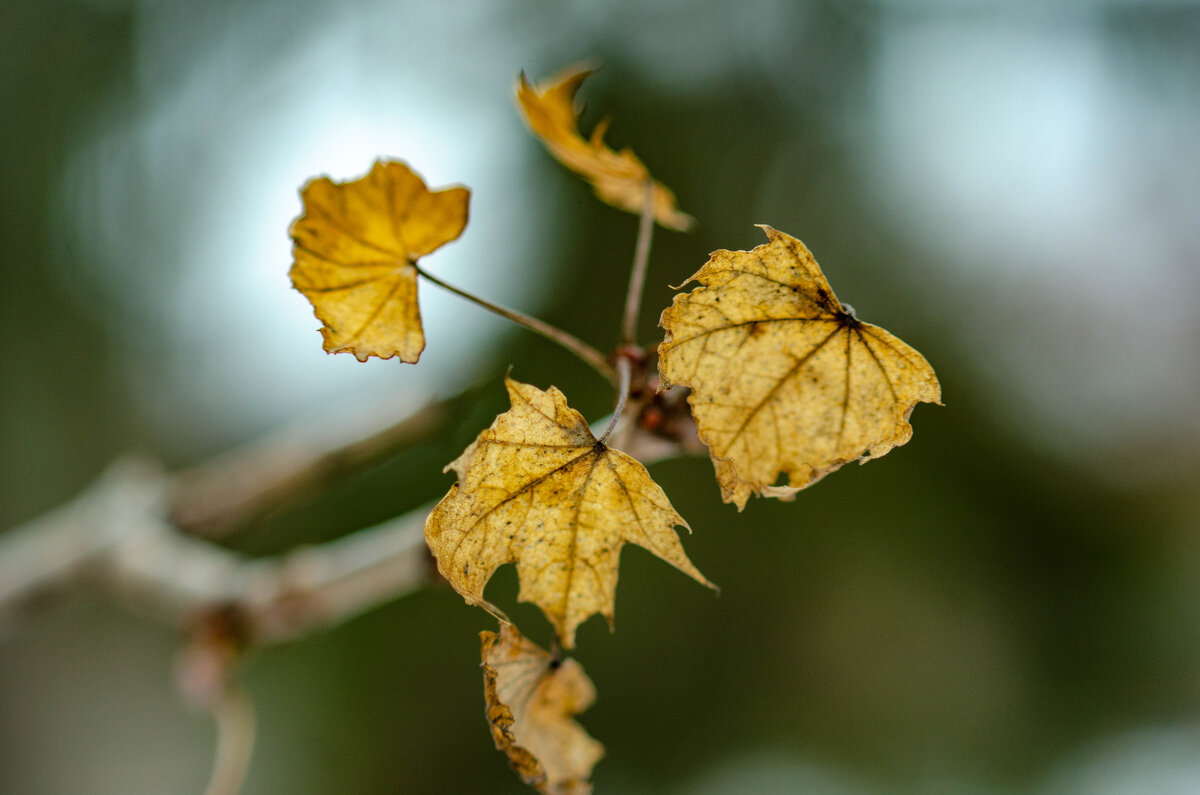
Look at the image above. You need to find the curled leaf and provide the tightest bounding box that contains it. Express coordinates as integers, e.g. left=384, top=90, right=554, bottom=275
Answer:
left=289, top=159, right=469, bottom=362
left=659, top=225, right=942, bottom=509
left=516, top=64, right=693, bottom=231
left=482, top=623, right=604, bottom=794
left=425, top=376, right=713, bottom=648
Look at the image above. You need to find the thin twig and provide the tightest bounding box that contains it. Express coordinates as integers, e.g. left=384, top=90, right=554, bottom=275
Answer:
left=598, top=357, right=631, bottom=444
left=414, top=263, right=616, bottom=385
left=203, top=686, right=256, bottom=795
left=619, top=180, right=657, bottom=345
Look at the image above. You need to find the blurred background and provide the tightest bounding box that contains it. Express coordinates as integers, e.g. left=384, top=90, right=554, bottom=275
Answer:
left=2, top=0, right=1199, bottom=792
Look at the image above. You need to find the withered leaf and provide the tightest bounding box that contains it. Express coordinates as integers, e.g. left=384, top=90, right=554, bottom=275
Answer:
left=482, top=623, right=604, bottom=795
left=516, top=64, right=693, bottom=231
left=289, top=160, right=469, bottom=362
left=425, top=376, right=713, bottom=648
left=659, top=226, right=942, bottom=509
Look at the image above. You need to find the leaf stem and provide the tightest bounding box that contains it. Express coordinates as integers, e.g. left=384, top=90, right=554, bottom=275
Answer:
left=619, top=180, right=657, bottom=345
left=599, top=356, right=631, bottom=444
left=414, top=264, right=616, bottom=385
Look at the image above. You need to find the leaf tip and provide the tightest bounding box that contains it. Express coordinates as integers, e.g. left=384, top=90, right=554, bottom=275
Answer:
left=516, top=60, right=690, bottom=230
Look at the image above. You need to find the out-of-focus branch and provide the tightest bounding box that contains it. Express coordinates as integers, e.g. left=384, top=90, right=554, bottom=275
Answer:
left=0, top=388, right=466, bottom=795
left=105, top=496, right=434, bottom=645
left=171, top=388, right=474, bottom=539
left=0, top=454, right=435, bottom=644
left=0, top=458, right=168, bottom=630
left=201, top=686, right=256, bottom=795
left=0, top=380, right=701, bottom=644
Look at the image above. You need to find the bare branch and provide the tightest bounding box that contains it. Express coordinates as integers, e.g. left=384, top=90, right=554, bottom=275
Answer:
left=171, top=389, right=470, bottom=539
left=0, top=458, right=168, bottom=632
left=105, top=501, right=434, bottom=645
left=0, top=456, right=434, bottom=645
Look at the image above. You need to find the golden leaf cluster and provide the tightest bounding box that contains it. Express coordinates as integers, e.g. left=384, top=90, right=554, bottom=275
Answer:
left=482, top=623, right=604, bottom=795
left=289, top=160, right=468, bottom=363
left=659, top=226, right=942, bottom=509
left=517, top=64, right=693, bottom=231
left=287, top=61, right=942, bottom=795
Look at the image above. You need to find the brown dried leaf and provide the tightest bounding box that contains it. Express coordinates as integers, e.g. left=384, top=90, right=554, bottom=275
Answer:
left=482, top=623, right=604, bottom=794
left=516, top=64, right=693, bottom=231
left=289, top=160, right=469, bottom=362
left=659, top=225, right=942, bottom=509
left=425, top=376, right=713, bottom=648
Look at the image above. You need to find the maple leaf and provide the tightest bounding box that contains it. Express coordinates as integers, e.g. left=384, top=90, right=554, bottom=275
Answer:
left=425, top=376, right=713, bottom=648
left=289, top=159, right=469, bottom=362
left=516, top=64, right=693, bottom=231
left=658, top=225, right=942, bottom=509
left=481, top=623, right=604, bottom=795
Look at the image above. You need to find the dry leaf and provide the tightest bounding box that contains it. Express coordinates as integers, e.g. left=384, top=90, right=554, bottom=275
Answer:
left=289, top=159, right=469, bottom=362
left=516, top=64, right=693, bottom=231
left=425, top=376, right=713, bottom=648
left=482, top=623, right=604, bottom=794
left=659, top=225, right=942, bottom=509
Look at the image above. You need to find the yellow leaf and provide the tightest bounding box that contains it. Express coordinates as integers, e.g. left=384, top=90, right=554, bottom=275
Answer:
left=658, top=226, right=942, bottom=509
left=425, top=376, right=713, bottom=648
left=482, top=623, right=604, bottom=795
left=289, top=160, right=469, bottom=362
left=516, top=64, right=693, bottom=231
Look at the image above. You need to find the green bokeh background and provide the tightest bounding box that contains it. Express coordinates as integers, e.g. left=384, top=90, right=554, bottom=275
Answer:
left=3, top=2, right=1199, bottom=793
